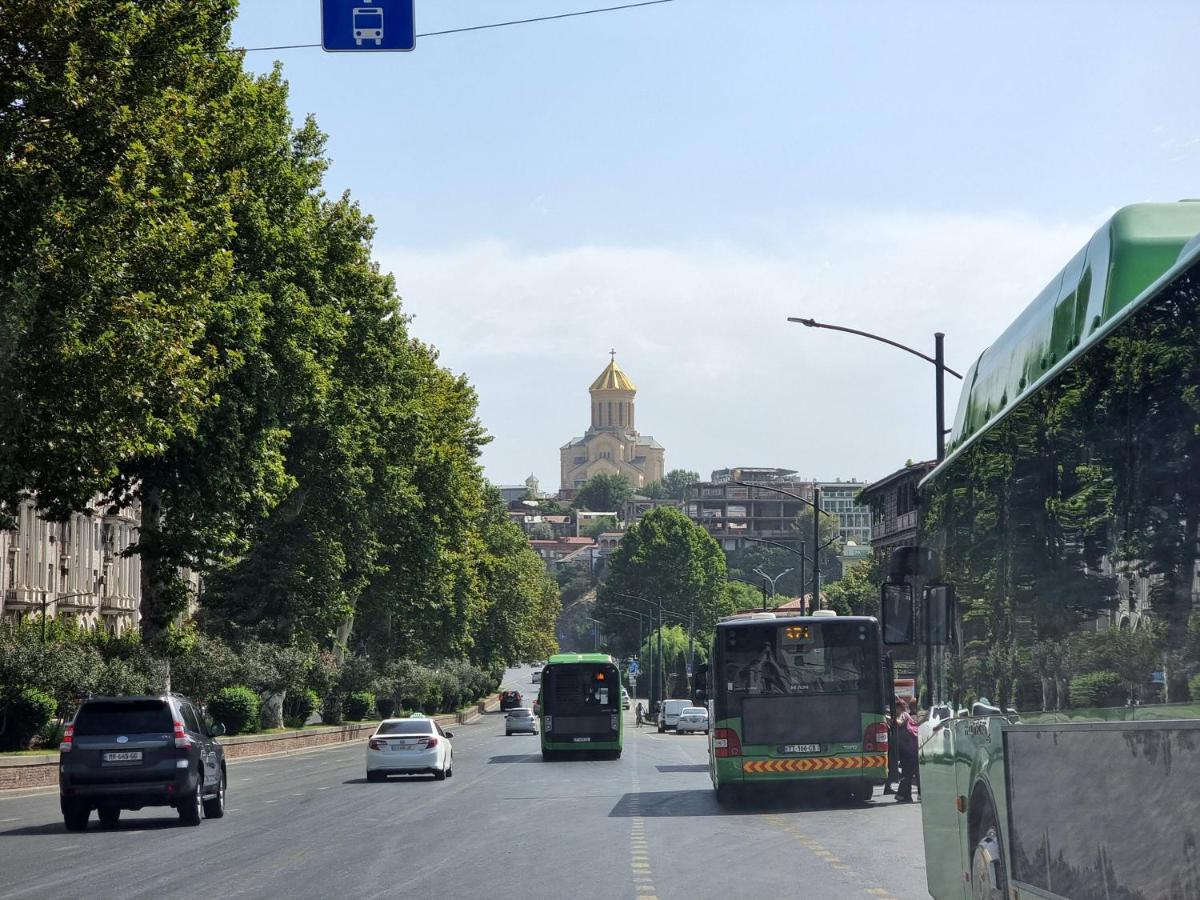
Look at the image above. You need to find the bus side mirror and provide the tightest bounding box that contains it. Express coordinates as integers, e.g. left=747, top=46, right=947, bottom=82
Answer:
left=924, top=583, right=956, bottom=646
left=881, top=583, right=914, bottom=645
left=693, top=663, right=709, bottom=704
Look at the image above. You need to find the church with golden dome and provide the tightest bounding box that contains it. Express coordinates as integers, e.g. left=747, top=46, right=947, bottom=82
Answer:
left=560, top=353, right=666, bottom=493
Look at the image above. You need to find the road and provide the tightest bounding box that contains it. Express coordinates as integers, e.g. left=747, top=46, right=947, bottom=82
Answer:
left=0, top=666, right=928, bottom=899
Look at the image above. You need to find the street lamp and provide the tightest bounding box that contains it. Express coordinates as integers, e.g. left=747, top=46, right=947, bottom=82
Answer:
left=611, top=591, right=691, bottom=715
left=732, top=480, right=839, bottom=610
left=786, top=317, right=964, bottom=462
left=751, top=566, right=792, bottom=610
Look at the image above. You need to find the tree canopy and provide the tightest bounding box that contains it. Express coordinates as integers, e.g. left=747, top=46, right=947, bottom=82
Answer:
left=572, top=473, right=632, bottom=513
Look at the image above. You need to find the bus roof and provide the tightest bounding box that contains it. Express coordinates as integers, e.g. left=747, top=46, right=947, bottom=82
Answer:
left=715, top=613, right=878, bottom=629
left=546, top=652, right=617, bottom=665
left=938, top=202, right=1200, bottom=476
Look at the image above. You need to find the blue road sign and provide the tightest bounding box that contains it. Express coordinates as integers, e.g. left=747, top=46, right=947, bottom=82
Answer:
left=628, top=660, right=639, bottom=676
left=322, top=0, right=415, bottom=52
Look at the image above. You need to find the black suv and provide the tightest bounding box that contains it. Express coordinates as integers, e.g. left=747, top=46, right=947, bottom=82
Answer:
left=59, top=693, right=227, bottom=831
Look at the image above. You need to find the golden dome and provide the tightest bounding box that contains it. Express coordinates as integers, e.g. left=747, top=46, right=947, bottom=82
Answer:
left=589, top=355, right=636, bottom=393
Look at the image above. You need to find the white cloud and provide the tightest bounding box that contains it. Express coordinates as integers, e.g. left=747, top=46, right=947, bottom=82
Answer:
left=379, top=210, right=1098, bottom=488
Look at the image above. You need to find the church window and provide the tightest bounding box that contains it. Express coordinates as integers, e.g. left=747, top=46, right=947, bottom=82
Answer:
left=607, top=402, right=612, bottom=426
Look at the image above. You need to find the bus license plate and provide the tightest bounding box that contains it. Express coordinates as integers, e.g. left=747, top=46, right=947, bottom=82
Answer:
left=781, top=744, right=820, bottom=754
left=102, top=751, right=142, bottom=762
left=572, top=737, right=591, bottom=743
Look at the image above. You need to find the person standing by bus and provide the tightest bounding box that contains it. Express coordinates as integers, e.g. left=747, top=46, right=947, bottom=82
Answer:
left=893, top=699, right=919, bottom=802
left=635, top=702, right=645, bottom=727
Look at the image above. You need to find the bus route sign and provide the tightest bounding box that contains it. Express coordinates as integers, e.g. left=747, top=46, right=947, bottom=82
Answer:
left=321, top=0, right=415, bottom=52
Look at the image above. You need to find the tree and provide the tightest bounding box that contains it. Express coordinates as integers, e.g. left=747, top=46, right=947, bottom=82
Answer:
left=824, top=557, right=884, bottom=617
left=595, top=507, right=731, bottom=655
left=725, top=580, right=766, bottom=612
left=573, top=474, right=632, bottom=513
left=581, top=516, right=618, bottom=538
left=661, top=470, right=701, bottom=501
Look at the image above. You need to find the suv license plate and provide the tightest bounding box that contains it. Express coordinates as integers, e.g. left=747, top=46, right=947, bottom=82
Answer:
left=781, top=744, right=820, bottom=754
left=102, top=751, right=143, bottom=762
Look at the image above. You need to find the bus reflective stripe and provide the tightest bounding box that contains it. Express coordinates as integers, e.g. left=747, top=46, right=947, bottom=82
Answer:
left=741, top=755, right=887, bottom=773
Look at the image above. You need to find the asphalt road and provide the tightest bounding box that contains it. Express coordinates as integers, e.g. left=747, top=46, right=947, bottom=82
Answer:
left=0, top=666, right=928, bottom=899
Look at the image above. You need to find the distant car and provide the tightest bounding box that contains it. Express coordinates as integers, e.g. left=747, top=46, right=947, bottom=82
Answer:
left=675, top=707, right=710, bottom=734
left=58, top=693, right=227, bottom=831
left=657, top=699, right=693, bottom=732
left=531, top=669, right=542, bottom=684
left=505, top=707, right=538, bottom=736
left=621, top=688, right=631, bottom=710
left=500, top=690, right=523, bottom=711
left=367, top=718, right=453, bottom=781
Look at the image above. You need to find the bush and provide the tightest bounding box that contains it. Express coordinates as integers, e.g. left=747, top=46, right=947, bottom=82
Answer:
left=1189, top=673, right=1200, bottom=703
left=345, top=691, right=376, bottom=721
left=283, top=689, right=319, bottom=729
left=0, top=688, right=57, bottom=752
left=376, top=697, right=397, bottom=718
left=210, top=686, right=260, bottom=735
left=169, top=633, right=241, bottom=703
left=1069, top=671, right=1124, bottom=708
left=320, top=693, right=345, bottom=726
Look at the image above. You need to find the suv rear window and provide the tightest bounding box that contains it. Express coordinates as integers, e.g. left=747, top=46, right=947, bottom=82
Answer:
left=377, top=720, right=434, bottom=735
left=73, top=700, right=173, bottom=736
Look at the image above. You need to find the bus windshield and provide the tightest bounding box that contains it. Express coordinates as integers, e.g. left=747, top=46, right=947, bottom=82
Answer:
left=719, top=620, right=877, bottom=696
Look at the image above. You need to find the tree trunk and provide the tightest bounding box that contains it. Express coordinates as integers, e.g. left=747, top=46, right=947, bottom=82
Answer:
left=334, top=614, right=354, bottom=665
left=138, top=480, right=171, bottom=647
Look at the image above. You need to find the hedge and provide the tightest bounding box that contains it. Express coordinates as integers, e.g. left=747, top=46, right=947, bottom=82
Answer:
left=345, top=691, right=376, bottom=722
left=0, top=688, right=57, bottom=752
left=210, top=686, right=260, bottom=735
left=1069, top=671, right=1124, bottom=709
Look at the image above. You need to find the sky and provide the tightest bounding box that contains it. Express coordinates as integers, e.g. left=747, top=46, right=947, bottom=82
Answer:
left=231, top=0, right=1200, bottom=487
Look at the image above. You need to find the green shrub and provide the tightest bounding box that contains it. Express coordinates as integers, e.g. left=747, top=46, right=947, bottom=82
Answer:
left=283, top=689, right=319, bottom=728
left=1069, top=671, right=1124, bottom=708
left=376, top=697, right=397, bottom=718
left=210, top=686, right=260, bottom=735
left=0, top=688, right=57, bottom=751
left=321, top=693, right=345, bottom=726
left=345, top=691, right=376, bottom=721
left=1189, top=673, right=1200, bottom=703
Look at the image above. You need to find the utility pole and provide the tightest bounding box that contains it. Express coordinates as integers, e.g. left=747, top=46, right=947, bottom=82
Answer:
left=813, top=485, right=821, bottom=610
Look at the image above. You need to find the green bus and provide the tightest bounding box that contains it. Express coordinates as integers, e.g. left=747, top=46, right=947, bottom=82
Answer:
left=538, top=652, right=623, bottom=760
left=703, top=610, right=888, bottom=804
left=885, top=202, right=1200, bottom=899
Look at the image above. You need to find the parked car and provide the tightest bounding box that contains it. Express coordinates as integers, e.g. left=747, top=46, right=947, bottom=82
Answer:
left=657, top=699, right=693, bottom=732
left=500, top=690, right=523, bottom=711
left=621, top=687, right=631, bottom=710
left=505, top=707, right=538, bottom=736
left=366, top=718, right=453, bottom=781
left=58, top=693, right=227, bottom=831
left=675, top=707, right=710, bottom=734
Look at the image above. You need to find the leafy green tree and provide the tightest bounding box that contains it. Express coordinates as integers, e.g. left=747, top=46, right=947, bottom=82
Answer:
left=662, top=470, right=700, bottom=501
left=824, top=557, right=884, bottom=617
left=573, top=474, right=632, bottom=513
left=725, top=580, right=767, bottom=611
left=581, top=516, right=618, bottom=537
left=596, top=507, right=730, bottom=655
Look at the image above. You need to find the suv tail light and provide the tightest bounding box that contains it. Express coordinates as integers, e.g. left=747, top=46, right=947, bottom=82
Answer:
left=173, top=720, right=193, bottom=750
left=864, top=722, right=889, bottom=752
left=713, top=727, right=741, bottom=758
left=59, top=724, right=74, bottom=752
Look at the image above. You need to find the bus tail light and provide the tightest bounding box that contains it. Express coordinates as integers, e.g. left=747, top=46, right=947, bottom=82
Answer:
left=611, top=714, right=619, bottom=732
left=864, top=722, right=889, bottom=752
left=714, top=728, right=741, bottom=758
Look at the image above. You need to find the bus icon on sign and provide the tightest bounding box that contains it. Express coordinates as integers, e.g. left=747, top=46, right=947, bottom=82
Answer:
left=353, top=6, right=384, bottom=46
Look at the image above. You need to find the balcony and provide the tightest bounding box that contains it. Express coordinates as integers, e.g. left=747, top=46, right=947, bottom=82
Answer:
left=3, top=589, right=38, bottom=609
left=57, top=592, right=99, bottom=612
left=100, top=594, right=137, bottom=614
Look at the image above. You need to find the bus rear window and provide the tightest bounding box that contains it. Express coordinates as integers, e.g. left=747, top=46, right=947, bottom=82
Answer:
left=545, top=665, right=619, bottom=713
left=720, top=621, right=876, bottom=695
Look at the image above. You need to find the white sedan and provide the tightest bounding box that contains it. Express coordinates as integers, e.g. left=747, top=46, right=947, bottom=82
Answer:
left=366, top=716, right=454, bottom=781
left=675, top=707, right=710, bottom=734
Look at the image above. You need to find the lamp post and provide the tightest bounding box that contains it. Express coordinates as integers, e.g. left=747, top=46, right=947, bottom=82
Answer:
left=786, top=317, right=964, bottom=462
left=745, top=536, right=816, bottom=612
left=733, top=480, right=839, bottom=610
left=751, top=566, right=793, bottom=610
left=612, top=591, right=689, bottom=715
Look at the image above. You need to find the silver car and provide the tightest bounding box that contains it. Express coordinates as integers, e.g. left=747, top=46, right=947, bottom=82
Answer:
left=505, top=707, right=538, bottom=736
left=675, top=707, right=710, bottom=734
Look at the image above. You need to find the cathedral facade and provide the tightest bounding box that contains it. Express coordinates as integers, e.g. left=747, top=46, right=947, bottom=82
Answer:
left=560, top=355, right=665, bottom=492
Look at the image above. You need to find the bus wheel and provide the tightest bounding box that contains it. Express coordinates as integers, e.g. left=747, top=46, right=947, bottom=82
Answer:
left=970, top=823, right=1007, bottom=900
left=541, top=749, right=557, bottom=762
left=849, top=781, right=874, bottom=804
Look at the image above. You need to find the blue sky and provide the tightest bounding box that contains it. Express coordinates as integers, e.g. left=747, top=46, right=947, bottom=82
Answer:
left=232, top=1, right=1200, bottom=487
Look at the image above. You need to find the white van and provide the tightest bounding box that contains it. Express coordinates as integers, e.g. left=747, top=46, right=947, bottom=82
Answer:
left=657, top=699, right=693, bottom=732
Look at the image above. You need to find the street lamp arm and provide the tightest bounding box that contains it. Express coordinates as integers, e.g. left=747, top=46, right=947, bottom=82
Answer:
left=730, top=480, right=839, bottom=523
left=787, top=317, right=964, bottom=379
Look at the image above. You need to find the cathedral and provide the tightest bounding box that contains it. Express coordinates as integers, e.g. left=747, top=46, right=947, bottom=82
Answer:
left=560, top=354, right=666, bottom=493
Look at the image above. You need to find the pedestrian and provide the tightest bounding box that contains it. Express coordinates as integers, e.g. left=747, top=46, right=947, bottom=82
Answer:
left=893, top=699, right=920, bottom=803
left=883, top=701, right=898, bottom=795
left=635, top=702, right=645, bottom=728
